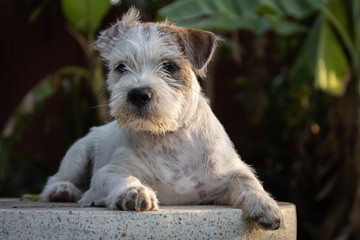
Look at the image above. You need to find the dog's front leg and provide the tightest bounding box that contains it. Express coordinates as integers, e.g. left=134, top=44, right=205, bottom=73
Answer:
left=219, top=165, right=283, bottom=230
left=79, top=149, right=159, bottom=211
left=40, top=135, right=94, bottom=202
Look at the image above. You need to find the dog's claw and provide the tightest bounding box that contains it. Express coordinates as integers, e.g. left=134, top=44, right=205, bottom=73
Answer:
left=45, top=182, right=82, bottom=202
left=140, top=199, right=147, bottom=211
left=259, top=219, right=280, bottom=230
left=116, top=186, right=159, bottom=211
left=116, top=199, right=123, bottom=210
left=126, top=198, right=136, bottom=210
left=249, top=201, right=283, bottom=230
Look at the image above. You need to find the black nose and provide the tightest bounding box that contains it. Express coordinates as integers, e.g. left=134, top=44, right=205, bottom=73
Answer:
left=127, top=88, right=153, bottom=108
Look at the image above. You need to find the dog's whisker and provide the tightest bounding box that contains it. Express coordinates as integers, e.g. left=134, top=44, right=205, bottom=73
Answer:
left=91, top=103, right=110, bottom=109
left=96, top=90, right=109, bottom=99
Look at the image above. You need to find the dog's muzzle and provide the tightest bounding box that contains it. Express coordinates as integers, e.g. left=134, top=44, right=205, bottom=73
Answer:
left=127, top=87, right=153, bottom=108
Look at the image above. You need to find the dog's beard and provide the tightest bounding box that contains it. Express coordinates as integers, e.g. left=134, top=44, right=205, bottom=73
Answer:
left=113, top=107, right=180, bottom=135
left=116, top=116, right=179, bottom=135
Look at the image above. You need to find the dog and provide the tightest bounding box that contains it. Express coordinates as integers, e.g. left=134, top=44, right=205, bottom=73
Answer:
left=40, top=7, right=283, bottom=230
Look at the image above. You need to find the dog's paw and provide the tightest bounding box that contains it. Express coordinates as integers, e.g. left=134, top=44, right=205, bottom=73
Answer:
left=41, top=181, right=82, bottom=202
left=243, top=193, right=283, bottom=230
left=115, top=186, right=159, bottom=211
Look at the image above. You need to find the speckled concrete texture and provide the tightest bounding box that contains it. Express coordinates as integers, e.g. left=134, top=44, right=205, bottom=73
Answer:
left=0, top=199, right=296, bottom=239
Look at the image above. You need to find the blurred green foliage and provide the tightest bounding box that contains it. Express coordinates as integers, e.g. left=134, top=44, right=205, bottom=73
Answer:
left=159, top=0, right=321, bottom=34
left=61, top=0, right=111, bottom=35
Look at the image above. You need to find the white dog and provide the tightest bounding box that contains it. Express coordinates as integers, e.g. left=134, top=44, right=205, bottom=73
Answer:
left=41, top=7, right=283, bottom=230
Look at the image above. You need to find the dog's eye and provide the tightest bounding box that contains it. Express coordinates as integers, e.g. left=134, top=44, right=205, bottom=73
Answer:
left=162, top=62, right=178, bottom=74
left=115, top=63, right=127, bottom=74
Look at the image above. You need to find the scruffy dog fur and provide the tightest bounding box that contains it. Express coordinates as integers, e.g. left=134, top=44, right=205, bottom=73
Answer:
left=41, top=8, right=283, bottom=230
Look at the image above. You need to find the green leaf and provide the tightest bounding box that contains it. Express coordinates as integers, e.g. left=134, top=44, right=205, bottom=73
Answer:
left=290, top=14, right=349, bottom=96
left=159, top=0, right=325, bottom=34
left=290, top=16, right=323, bottom=89
left=176, top=14, right=270, bottom=34
left=265, top=0, right=328, bottom=19
left=353, top=0, right=360, bottom=59
left=315, top=20, right=349, bottom=96
left=29, top=4, right=46, bottom=23
left=266, top=16, right=307, bottom=35
left=21, top=194, right=40, bottom=201
left=61, top=0, right=111, bottom=34
left=350, top=4, right=360, bottom=97
left=158, top=0, right=219, bottom=23
left=235, top=0, right=263, bottom=15
left=320, top=0, right=360, bottom=82
left=34, top=80, right=56, bottom=102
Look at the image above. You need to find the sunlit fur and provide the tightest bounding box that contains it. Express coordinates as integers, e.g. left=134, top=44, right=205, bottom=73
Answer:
left=41, top=7, right=283, bottom=230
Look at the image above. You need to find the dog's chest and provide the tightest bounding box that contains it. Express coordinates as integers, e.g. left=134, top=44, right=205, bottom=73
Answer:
left=129, top=132, right=216, bottom=204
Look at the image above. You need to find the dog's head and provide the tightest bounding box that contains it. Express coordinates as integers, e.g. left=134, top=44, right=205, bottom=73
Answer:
left=94, top=7, right=219, bottom=134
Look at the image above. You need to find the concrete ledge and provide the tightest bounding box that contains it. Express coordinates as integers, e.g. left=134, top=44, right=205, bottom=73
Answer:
left=0, top=199, right=296, bottom=239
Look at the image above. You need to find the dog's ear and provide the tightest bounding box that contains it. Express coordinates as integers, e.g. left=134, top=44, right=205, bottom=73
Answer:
left=93, top=7, right=141, bottom=53
left=177, top=28, right=218, bottom=77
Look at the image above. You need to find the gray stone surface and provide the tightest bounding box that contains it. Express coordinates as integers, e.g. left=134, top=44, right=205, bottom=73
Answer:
left=0, top=198, right=296, bottom=239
